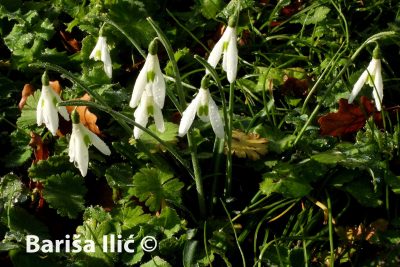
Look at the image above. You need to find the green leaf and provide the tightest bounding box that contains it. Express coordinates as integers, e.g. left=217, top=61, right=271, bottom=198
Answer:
left=111, top=201, right=152, bottom=230
left=0, top=77, right=19, bottom=98
left=387, top=171, right=400, bottom=194
left=54, top=135, right=70, bottom=155
left=83, top=206, right=112, bottom=223
left=253, top=124, right=295, bottom=154
left=2, top=205, right=50, bottom=239
left=159, top=234, right=188, bottom=255
left=16, top=90, right=40, bottom=127
left=317, top=80, right=350, bottom=107
left=9, top=250, right=54, bottom=267
left=198, top=0, right=226, bottom=20
left=74, top=218, right=117, bottom=267
left=329, top=170, right=361, bottom=186
left=0, top=173, right=24, bottom=200
left=140, top=256, right=172, bottom=267
left=289, top=248, right=308, bottom=267
left=105, top=163, right=133, bottom=189
left=108, top=1, right=156, bottom=47
left=140, top=122, right=179, bottom=153
left=343, top=178, right=383, bottom=207
left=369, top=230, right=400, bottom=248
left=28, top=155, right=79, bottom=182
left=4, top=148, right=32, bottom=168
left=291, top=6, right=331, bottom=25
left=0, top=242, right=20, bottom=252
left=132, top=167, right=184, bottom=212
left=42, top=171, right=87, bottom=219
left=209, top=231, right=233, bottom=254
left=261, top=244, right=290, bottom=266
left=149, top=207, right=184, bottom=238
left=260, top=162, right=312, bottom=198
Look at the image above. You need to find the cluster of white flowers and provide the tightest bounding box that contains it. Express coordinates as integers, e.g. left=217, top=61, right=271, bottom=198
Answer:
left=36, top=72, right=111, bottom=177
left=348, top=45, right=384, bottom=111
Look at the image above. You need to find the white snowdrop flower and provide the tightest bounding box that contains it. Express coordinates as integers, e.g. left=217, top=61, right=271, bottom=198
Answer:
left=37, top=71, right=70, bottom=135
left=130, top=39, right=165, bottom=109
left=348, top=46, right=384, bottom=111
left=206, top=15, right=238, bottom=84
left=69, top=108, right=111, bottom=177
left=179, top=76, right=224, bottom=139
left=133, top=86, right=165, bottom=139
left=90, top=35, right=112, bottom=79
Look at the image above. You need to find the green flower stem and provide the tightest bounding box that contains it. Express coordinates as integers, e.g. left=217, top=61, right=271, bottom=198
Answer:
left=58, top=99, right=195, bottom=179
left=225, top=82, right=235, bottom=198
left=292, top=31, right=399, bottom=148
left=87, top=16, right=147, bottom=58
left=325, top=189, right=334, bottom=267
left=209, top=137, right=224, bottom=215
left=147, top=17, right=206, bottom=219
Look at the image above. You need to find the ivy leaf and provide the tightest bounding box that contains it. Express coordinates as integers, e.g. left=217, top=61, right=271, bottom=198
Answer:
left=140, top=256, right=172, bottom=267
left=16, top=90, right=40, bottom=127
left=74, top=217, right=117, bottom=267
left=28, top=155, right=79, bottom=182
left=150, top=207, right=184, bottom=238
left=42, top=171, right=87, bottom=219
left=260, top=162, right=312, bottom=198
left=1, top=205, right=50, bottom=240
left=132, top=167, right=184, bottom=212
left=140, top=122, right=179, bottom=153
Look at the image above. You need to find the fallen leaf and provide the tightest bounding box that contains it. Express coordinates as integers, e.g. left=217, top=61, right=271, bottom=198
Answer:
left=280, top=75, right=309, bottom=97
left=59, top=30, right=82, bottom=54
left=259, top=0, right=270, bottom=5
left=318, top=97, right=400, bottom=138
left=65, top=93, right=105, bottom=137
left=49, top=80, right=63, bottom=95
left=18, top=84, right=36, bottom=110
left=225, top=130, right=268, bottom=161
left=171, top=112, right=182, bottom=125
left=29, top=131, right=49, bottom=164
left=282, top=0, right=304, bottom=17
left=238, top=30, right=252, bottom=46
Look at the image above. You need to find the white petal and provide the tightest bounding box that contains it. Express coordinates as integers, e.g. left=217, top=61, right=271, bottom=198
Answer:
left=86, top=129, right=111, bottom=155
left=36, top=94, right=44, bottom=126
left=153, top=103, right=165, bottom=133
left=101, top=40, right=112, bottom=79
left=226, top=28, right=238, bottom=84
left=152, top=56, right=166, bottom=109
left=134, top=101, right=149, bottom=139
left=348, top=70, right=368, bottom=104
left=373, top=61, right=384, bottom=111
left=178, top=93, right=202, bottom=137
left=74, top=128, right=89, bottom=177
left=207, top=27, right=232, bottom=72
left=69, top=129, right=76, bottom=163
left=48, top=88, right=70, bottom=121
left=42, top=89, right=59, bottom=135
left=130, top=59, right=150, bottom=108
left=89, top=38, right=102, bottom=59
left=207, top=91, right=224, bottom=139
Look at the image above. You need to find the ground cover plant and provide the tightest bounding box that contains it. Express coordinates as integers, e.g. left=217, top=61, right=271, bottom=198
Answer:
left=1, top=0, right=400, bottom=266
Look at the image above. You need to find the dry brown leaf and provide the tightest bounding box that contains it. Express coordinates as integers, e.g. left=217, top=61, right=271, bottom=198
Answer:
left=19, top=84, right=36, bottom=110
left=29, top=131, right=49, bottom=164
left=280, top=75, right=309, bottom=97
left=225, top=130, right=268, bottom=161
left=59, top=30, right=82, bottom=54
left=65, top=93, right=105, bottom=137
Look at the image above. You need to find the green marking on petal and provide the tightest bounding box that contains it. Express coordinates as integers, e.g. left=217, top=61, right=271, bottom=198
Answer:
left=147, top=105, right=154, bottom=115
left=204, top=105, right=209, bottom=116
left=147, top=71, right=156, bottom=83
left=223, top=41, right=229, bottom=52
left=95, top=50, right=101, bottom=60
left=83, top=135, right=91, bottom=148
left=366, top=74, right=375, bottom=86
left=41, top=99, right=45, bottom=108
left=198, top=106, right=204, bottom=116
left=52, top=97, right=58, bottom=107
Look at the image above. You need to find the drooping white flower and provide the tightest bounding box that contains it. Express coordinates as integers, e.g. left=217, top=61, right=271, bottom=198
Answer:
left=69, top=109, right=111, bottom=177
left=130, top=39, right=165, bottom=109
left=178, top=88, right=224, bottom=139
left=348, top=46, right=384, bottom=111
left=206, top=15, right=238, bottom=84
left=37, top=72, right=70, bottom=135
left=133, top=87, right=165, bottom=139
left=90, top=36, right=112, bottom=79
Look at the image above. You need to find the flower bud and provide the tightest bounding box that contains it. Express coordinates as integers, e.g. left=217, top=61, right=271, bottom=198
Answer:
left=71, top=107, right=80, bottom=124
left=149, top=39, right=158, bottom=55
left=373, top=45, right=381, bottom=60
left=201, top=75, right=210, bottom=89
left=42, top=71, right=49, bottom=86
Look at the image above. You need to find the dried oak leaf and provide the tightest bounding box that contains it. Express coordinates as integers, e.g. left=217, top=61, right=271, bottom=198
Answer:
left=59, top=30, right=82, bottom=54
left=225, top=130, right=268, bottom=161
left=280, top=75, right=309, bottom=97
left=18, top=84, right=36, bottom=110
left=29, top=131, right=49, bottom=164
left=65, top=93, right=105, bottom=137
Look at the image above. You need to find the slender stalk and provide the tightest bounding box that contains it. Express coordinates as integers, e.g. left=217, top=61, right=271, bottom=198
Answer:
left=147, top=17, right=206, bottom=219
left=325, top=189, right=334, bottom=267
left=225, top=82, right=235, bottom=198
left=209, top=137, right=225, bottom=215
